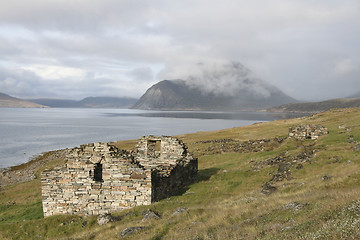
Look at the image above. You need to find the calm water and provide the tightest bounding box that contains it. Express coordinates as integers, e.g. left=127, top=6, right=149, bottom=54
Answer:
left=0, top=108, right=304, bottom=168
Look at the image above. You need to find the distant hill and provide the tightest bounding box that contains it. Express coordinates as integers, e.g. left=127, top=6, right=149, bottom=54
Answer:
left=347, top=91, right=360, bottom=99
left=27, top=99, right=79, bottom=108
left=77, top=97, right=138, bottom=108
left=0, top=92, right=48, bottom=108
left=132, top=79, right=296, bottom=111
left=29, top=97, right=138, bottom=108
left=267, top=97, right=360, bottom=113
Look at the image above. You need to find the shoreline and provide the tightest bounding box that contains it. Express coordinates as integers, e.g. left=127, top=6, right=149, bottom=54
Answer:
left=0, top=109, right=312, bottom=187
left=0, top=108, right=306, bottom=170
left=0, top=149, right=69, bottom=188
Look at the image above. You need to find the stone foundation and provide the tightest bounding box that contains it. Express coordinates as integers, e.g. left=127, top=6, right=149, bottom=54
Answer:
left=288, top=124, right=328, bottom=140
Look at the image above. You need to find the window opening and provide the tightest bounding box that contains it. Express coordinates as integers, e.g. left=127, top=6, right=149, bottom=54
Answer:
left=93, top=163, right=103, bottom=182
left=147, top=140, right=161, bottom=157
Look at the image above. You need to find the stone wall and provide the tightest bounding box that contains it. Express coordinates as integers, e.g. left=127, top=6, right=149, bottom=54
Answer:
left=135, top=136, right=188, bottom=167
left=151, top=159, right=198, bottom=202
left=288, top=124, right=328, bottom=140
left=41, top=136, right=197, bottom=217
left=134, top=136, right=197, bottom=202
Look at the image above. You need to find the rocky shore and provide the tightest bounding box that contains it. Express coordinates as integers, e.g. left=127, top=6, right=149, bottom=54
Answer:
left=0, top=149, right=68, bottom=188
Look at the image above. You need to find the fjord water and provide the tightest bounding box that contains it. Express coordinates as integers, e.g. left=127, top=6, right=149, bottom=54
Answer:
left=0, top=108, right=302, bottom=168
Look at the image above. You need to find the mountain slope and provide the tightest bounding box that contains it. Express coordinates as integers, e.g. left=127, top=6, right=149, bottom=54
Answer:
left=0, top=92, right=47, bottom=108
left=267, top=97, right=360, bottom=113
left=132, top=79, right=296, bottom=111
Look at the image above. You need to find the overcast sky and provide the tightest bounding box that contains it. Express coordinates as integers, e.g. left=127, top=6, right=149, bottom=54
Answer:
left=0, top=0, right=359, bottom=101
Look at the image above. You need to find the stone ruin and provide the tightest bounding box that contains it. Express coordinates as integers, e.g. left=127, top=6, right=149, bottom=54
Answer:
left=41, top=136, right=198, bottom=217
left=288, top=124, right=328, bottom=140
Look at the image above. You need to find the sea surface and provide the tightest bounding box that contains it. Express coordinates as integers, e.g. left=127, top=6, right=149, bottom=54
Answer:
left=0, top=108, right=305, bottom=168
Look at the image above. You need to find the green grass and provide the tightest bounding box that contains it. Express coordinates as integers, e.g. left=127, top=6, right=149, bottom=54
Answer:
left=1, top=108, right=360, bottom=239
left=0, top=201, right=43, bottom=223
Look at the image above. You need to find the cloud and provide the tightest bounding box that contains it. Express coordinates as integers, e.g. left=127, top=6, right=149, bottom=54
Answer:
left=0, top=0, right=359, bottom=100
left=22, top=64, right=86, bottom=80
left=0, top=67, right=42, bottom=97
left=332, top=58, right=357, bottom=75
left=0, top=65, right=150, bottom=99
left=126, top=67, right=154, bottom=82
left=161, top=59, right=274, bottom=98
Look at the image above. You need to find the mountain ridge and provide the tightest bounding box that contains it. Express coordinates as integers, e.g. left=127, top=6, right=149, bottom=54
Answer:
left=266, top=97, right=360, bottom=113
left=28, top=96, right=138, bottom=108
left=0, top=92, right=48, bottom=108
left=347, top=91, right=360, bottom=99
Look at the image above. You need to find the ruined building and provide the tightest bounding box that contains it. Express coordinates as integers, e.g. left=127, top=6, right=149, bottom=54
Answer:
left=41, top=136, right=198, bottom=217
left=288, top=124, right=328, bottom=140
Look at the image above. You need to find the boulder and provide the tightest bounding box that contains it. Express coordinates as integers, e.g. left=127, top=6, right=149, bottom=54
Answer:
left=261, top=182, right=277, bottom=195
left=97, top=214, right=120, bottom=225
left=171, top=207, right=188, bottom=217
left=141, top=209, right=161, bottom=222
left=120, top=226, right=147, bottom=238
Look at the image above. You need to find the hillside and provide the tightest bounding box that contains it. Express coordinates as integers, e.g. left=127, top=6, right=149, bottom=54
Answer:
left=347, top=91, right=360, bottom=99
left=29, top=97, right=138, bottom=108
left=1, top=108, right=360, bottom=239
left=0, top=92, right=47, bottom=108
left=132, top=79, right=296, bottom=111
left=78, top=97, right=138, bottom=108
left=267, top=97, right=360, bottom=113
left=27, top=98, right=79, bottom=108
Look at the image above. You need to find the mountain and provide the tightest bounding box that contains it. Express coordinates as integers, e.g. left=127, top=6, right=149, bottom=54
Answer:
left=0, top=92, right=48, bottom=108
left=29, top=97, right=138, bottom=108
left=132, top=79, right=296, bottom=111
left=267, top=97, right=360, bottom=113
left=133, top=61, right=297, bottom=111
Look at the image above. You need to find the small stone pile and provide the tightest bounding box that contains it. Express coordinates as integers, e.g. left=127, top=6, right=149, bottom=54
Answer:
left=257, top=146, right=318, bottom=195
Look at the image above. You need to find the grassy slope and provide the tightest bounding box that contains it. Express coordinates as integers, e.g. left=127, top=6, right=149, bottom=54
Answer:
left=1, top=108, right=360, bottom=239
left=0, top=93, right=47, bottom=108
left=267, top=97, right=360, bottom=113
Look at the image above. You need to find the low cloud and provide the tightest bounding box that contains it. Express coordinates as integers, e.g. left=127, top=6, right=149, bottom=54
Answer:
left=0, top=67, right=41, bottom=97
left=0, top=66, right=150, bottom=99
left=162, top=59, right=273, bottom=98
left=22, top=64, right=86, bottom=81
left=126, top=67, right=154, bottom=83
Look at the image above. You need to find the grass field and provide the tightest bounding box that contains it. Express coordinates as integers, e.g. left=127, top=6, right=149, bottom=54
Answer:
left=1, top=108, right=360, bottom=239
